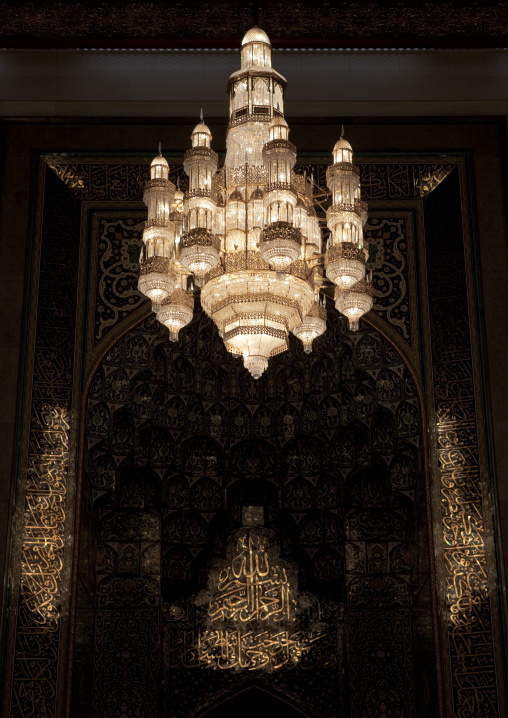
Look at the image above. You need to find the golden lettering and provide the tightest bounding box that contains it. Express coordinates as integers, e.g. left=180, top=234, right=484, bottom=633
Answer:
left=198, top=628, right=309, bottom=671
left=208, top=534, right=296, bottom=626
left=197, top=530, right=328, bottom=671
left=20, top=403, right=69, bottom=624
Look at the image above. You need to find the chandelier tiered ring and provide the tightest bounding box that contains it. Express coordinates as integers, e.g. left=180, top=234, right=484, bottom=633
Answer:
left=138, top=26, right=374, bottom=378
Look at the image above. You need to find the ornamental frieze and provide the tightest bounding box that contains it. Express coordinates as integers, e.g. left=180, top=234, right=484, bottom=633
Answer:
left=1, top=2, right=507, bottom=47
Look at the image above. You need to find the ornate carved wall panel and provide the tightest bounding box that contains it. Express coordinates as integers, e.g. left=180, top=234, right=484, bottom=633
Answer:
left=92, top=611, right=158, bottom=718
left=349, top=611, right=414, bottom=717
left=92, top=215, right=145, bottom=344
left=83, top=301, right=422, bottom=717
left=3, top=150, right=505, bottom=718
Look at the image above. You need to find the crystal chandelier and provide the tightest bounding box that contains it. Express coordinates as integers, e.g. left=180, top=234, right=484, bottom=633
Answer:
left=138, top=26, right=373, bottom=378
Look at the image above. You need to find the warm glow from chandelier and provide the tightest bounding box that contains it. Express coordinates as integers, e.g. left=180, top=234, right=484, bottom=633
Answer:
left=138, top=27, right=374, bottom=378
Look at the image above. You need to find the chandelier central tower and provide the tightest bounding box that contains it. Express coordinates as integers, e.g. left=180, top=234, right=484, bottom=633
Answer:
left=138, top=27, right=374, bottom=378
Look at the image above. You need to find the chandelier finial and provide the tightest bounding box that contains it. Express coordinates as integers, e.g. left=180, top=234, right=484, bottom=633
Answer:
left=158, top=141, right=162, bottom=155
left=341, top=124, right=345, bottom=139
left=200, top=107, right=204, bottom=123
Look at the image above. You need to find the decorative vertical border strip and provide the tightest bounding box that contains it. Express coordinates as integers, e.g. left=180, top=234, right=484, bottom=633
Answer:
left=422, top=161, right=507, bottom=717
left=2, top=158, right=47, bottom=718
left=363, top=310, right=445, bottom=718
left=455, top=161, right=506, bottom=715
left=366, top=204, right=421, bottom=366
left=3, top=164, right=82, bottom=718
left=84, top=208, right=147, bottom=359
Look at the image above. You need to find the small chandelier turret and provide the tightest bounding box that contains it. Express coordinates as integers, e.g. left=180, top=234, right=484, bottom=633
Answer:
left=138, top=27, right=374, bottom=377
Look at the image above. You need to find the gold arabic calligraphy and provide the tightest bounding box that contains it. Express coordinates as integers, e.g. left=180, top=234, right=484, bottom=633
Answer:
left=198, top=629, right=308, bottom=671
left=22, top=404, right=69, bottom=624
left=208, top=533, right=296, bottom=624
left=199, top=532, right=310, bottom=671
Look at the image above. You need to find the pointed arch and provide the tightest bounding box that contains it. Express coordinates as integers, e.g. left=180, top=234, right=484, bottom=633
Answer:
left=198, top=686, right=311, bottom=717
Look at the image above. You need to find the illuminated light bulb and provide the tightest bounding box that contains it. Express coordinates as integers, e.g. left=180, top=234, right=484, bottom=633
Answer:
left=227, top=323, right=287, bottom=379
left=138, top=257, right=176, bottom=305
left=173, top=188, right=184, bottom=212
left=335, top=278, right=374, bottom=331
left=179, top=227, right=220, bottom=283
left=325, top=242, right=366, bottom=291
left=260, top=222, right=301, bottom=271
left=244, top=356, right=268, bottom=379
left=150, top=151, right=169, bottom=180
left=157, top=289, right=194, bottom=342
left=332, top=135, right=353, bottom=165
left=293, top=301, right=327, bottom=353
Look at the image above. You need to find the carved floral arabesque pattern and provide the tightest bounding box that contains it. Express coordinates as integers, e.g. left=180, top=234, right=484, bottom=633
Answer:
left=365, top=217, right=410, bottom=341
left=349, top=611, right=413, bottom=718
left=1, top=3, right=508, bottom=43
left=95, top=218, right=145, bottom=341
left=92, top=211, right=412, bottom=347
left=92, top=612, right=158, bottom=718
left=70, top=160, right=424, bottom=347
